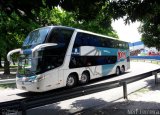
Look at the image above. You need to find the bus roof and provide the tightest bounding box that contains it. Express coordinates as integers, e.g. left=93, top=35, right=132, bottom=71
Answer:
left=37, top=25, right=128, bottom=43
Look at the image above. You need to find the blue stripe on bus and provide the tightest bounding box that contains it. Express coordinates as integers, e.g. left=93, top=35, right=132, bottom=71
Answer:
left=95, top=47, right=128, bottom=76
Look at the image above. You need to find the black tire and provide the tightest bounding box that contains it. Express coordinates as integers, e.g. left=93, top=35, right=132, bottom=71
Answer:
left=66, top=74, right=77, bottom=87
left=80, top=72, right=90, bottom=84
left=121, top=66, right=125, bottom=74
left=115, top=67, right=120, bottom=76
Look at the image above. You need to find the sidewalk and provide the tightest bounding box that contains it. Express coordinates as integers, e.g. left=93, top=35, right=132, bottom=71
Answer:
left=81, top=85, right=160, bottom=115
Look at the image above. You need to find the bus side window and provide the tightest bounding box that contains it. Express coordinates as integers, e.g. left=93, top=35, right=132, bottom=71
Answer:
left=74, top=33, right=82, bottom=48
left=48, top=29, right=60, bottom=43
left=90, top=35, right=101, bottom=47
left=48, top=28, right=73, bottom=45
left=74, top=33, right=102, bottom=48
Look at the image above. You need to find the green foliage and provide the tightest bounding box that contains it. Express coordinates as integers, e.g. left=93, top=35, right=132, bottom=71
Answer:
left=108, top=0, right=160, bottom=48
left=0, top=83, right=16, bottom=90
left=34, top=7, right=118, bottom=38
left=0, top=11, right=39, bottom=56
left=0, top=2, right=118, bottom=74
left=0, top=0, right=106, bottom=22
left=136, top=1, right=160, bottom=50
left=108, top=0, right=160, bottom=23
left=0, top=11, right=39, bottom=74
left=140, top=21, right=160, bottom=50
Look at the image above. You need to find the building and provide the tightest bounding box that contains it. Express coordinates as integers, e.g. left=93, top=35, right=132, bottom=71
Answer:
left=129, top=41, right=158, bottom=56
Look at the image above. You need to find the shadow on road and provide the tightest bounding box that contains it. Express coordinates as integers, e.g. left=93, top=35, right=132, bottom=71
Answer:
left=27, top=78, right=160, bottom=115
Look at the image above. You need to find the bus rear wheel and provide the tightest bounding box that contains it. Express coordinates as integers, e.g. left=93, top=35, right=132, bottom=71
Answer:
left=121, top=66, right=125, bottom=74
left=80, top=72, right=90, bottom=84
left=66, top=74, right=77, bottom=87
left=116, top=67, right=120, bottom=76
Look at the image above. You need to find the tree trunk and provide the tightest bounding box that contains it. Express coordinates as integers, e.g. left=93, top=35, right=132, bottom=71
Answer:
left=3, top=55, right=10, bottom=75
left=0, top=55, right=2, bottom=68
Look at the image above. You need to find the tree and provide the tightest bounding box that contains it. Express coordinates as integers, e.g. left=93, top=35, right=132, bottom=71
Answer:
left=0, top=2, right=118, bottom=74
left=0, top=11, right=39, bottom=74
left=0, top=55, right=2, bottom=68
left=0, top=0, right=117, bottom=37
left=36, top=7, right=118, bottom=37
left=139, top=21, right=160, bottom=50
left=0, top=0, right=106, bottom=22
left=108, top=0, right=160, bottom=48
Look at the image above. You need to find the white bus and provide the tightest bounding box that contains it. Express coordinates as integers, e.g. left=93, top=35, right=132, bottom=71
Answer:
left=7, top=26, right=130, bottom=92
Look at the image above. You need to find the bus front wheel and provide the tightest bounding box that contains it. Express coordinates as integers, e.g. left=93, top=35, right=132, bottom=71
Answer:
left=66, top=74, right=78, bottom=87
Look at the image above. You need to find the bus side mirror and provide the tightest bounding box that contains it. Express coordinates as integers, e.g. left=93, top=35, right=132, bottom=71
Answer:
left=7, top=48, right=21, bottom=62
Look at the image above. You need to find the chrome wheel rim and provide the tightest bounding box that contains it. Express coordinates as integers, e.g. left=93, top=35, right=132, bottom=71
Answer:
left=67, top=76, right=74, bottom=86
left=81, top=74, right=88, bottom=83
left=116, top=68, right=120, bottom=75
left=121, top=67, right=125, bottom=73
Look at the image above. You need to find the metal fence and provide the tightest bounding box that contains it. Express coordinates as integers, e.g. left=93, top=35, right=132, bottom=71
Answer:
left=0, top=78, right=16, bottom=85
left=0, top=68, right=159, bottom=115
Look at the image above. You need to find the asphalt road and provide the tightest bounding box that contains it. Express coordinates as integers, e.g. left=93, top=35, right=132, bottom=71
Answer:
left=0, top=62, right=159, bottom=115
left=28, top=62, right=160, bottom=115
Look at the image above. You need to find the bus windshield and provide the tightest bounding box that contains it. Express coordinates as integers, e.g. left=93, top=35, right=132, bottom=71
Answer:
left=18, top=27, right=74, bottom=76
left=23, top=27, right=51, bottom=48
left=18, top=54, right=35, bottom=76
left=18, top=46, right=66, bottom=76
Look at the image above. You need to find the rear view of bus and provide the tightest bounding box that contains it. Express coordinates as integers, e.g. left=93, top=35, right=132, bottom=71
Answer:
left=7, top=26, right=130, bottom=92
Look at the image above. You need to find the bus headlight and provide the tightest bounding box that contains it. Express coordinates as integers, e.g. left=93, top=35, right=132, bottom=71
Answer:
left=35, top=75, right=45, bottom=82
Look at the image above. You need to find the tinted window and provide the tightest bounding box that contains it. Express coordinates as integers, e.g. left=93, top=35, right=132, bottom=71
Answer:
left=36, top=46, right=66, bottom=74
left=73, top=33, right=101, bottom=48
left=69, top=56, right=117, bottom=68
left=73, top=32, right=128, bottom=49
left=35, top=28, right=74, bottom=73
left=48, top=28, right=74, bottom=47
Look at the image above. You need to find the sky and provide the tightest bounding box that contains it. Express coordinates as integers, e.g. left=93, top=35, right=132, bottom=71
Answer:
left=111, top=18, right=141, bottom=43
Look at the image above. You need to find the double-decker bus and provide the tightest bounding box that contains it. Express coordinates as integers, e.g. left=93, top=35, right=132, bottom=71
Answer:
left=7, top=26, right=130, bottom=92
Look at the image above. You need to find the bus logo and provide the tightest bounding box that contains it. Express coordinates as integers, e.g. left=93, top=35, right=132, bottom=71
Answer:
left=72, top=48, right=80, bottom=55
left=118, top=50, right=126, bottom=61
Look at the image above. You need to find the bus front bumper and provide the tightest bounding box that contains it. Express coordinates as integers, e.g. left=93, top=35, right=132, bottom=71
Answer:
left=16, top=78, right=51, bottom=92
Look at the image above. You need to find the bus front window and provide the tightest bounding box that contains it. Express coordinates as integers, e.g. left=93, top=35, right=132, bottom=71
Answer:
left=22, top=27, right=51, bottom=49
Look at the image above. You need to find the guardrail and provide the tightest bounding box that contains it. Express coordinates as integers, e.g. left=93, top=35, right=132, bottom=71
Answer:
left=0, top=68, right=159, bottom=115
left=0, top=78, right=16, bottom=85
left=131, top=55, right=160, bottom=60
left=131, top=58, right=160, bottom=65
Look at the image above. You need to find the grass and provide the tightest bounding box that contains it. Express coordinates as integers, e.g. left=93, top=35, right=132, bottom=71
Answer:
left=0, top=83, right=16, bottom=90
left=138, top=87, right=150, bottom=93
left=132, top=87, right=150, bottom=96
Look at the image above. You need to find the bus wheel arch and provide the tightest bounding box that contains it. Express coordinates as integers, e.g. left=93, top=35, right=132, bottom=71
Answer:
left=115, top=66, right=120, bottom=76
left=66, top=72, right=78, bottom=87
left=80, top=70, right=90, bottom=84
left=121, top=65, right=125, bottom=74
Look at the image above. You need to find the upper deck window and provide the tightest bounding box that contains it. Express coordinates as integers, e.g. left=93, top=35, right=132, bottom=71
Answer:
left=47, top=28, right=74, bottom=47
